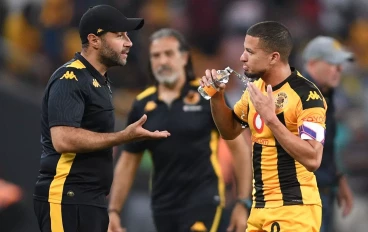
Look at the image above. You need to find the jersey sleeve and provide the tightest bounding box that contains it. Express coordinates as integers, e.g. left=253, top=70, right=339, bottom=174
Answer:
left=233, top=89, right=250, bottom=128
left=296, top=89, right=327, bottom=144
left=48, top=69, right=88, bottom=128
left=123, top=100, right=147, bottom=153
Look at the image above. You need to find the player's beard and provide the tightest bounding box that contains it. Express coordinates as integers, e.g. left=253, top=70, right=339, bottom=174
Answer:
left=154, top=65, right=179, bottom=87
left=99, top=40, right=126, bottom=68
left=244, top=69, right=266, bottom=80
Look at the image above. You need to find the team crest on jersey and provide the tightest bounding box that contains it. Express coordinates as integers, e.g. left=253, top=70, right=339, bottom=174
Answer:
left=275, top=92, right=288, bottom=109
left=144, top=101, right=157, bottom=112
left=183, top=90, right=200, bottom=105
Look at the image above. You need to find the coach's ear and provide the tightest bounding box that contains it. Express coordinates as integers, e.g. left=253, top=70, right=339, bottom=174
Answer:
left=269, top=52, right=280, bottom=65
left=87, top=33, right=100, bottom=49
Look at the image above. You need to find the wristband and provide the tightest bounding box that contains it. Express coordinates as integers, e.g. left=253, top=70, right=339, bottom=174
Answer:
left=236, top=198, right=252, bottom=210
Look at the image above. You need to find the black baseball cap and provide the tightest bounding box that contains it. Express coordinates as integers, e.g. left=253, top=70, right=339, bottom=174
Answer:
left=79, top=5, right=144, bottom=44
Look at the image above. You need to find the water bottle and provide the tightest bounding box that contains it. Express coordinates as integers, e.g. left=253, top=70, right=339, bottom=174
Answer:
left=198, top=67, right=233, bottom=100
left=198, top=67, right=251, bottom=100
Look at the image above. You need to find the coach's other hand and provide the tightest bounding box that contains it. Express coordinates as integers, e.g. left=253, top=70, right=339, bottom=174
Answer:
left=108, top=212, right=126, bottom=232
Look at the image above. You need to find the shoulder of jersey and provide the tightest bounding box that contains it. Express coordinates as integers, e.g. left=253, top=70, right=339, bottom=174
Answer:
left=292, top=72, right=325, bottom=108
left=292, top=72, right=323, bottom=96
left=53, top=59, right=87, bottom=82
left=136, top=86, right=157, bottom=101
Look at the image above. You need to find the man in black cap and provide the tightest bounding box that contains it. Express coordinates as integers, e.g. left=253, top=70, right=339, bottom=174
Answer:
left=33, top=5, right=170, bottom=232
left=302, top=36, right=354, bottom=232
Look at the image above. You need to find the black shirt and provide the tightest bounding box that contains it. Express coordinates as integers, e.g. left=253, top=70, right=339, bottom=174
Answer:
left=304, top=72, right=338, bottom=187
left=34, top=53, right=115, bottom=208
left=124, top=81, right=225, bottom=213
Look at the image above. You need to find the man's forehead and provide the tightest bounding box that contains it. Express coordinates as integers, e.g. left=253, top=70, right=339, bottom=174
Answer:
left=152, top=36, right=179, bottom=46
left=244, top=35, right=261, bottom=48
left=150, top=37, right=180, bottom=51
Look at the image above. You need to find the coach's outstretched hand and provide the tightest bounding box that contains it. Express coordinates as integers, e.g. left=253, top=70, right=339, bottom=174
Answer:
left=122, top=114, right=170, bottom=143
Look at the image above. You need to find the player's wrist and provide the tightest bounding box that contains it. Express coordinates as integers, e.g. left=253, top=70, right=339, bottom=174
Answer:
left=236, top=197, right=252, bottom=210
left=264, top=114, right=278, bottom=126
left=210, top=90, right=225, bottom=101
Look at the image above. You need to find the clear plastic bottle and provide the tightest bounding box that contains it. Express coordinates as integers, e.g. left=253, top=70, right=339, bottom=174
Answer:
left=198, top=67, right=250, bottom=100
left=198, top=67, right=232, bottom=100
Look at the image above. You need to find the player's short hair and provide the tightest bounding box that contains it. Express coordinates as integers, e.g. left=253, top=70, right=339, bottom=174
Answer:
left=148, top=28, right=195, bottom=83
left=247, top=21, right=293, bottom=63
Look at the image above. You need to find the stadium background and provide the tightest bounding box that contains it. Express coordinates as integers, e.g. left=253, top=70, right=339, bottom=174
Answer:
left=0, top=0, right=367, bottom=231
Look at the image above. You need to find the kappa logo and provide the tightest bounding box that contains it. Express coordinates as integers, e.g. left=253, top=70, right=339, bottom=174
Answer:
left=92, top=79, right=101, bottom=88
left=306, top=91, right=321, bottom=101
left=60, top=71, right=78, bottom=81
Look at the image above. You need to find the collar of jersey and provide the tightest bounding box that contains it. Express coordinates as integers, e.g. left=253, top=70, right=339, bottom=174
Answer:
left=74, top=52, right=107, bottom=85
left=270, top=67, right=297, bottom=91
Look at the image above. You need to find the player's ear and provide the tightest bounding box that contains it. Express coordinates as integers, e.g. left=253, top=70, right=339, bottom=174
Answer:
left=270, top=52, right=280, bottom=65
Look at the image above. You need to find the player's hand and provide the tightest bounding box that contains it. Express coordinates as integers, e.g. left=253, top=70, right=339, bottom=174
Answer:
left=123, top=114, right=170, bottom=142
left=337, top=175, right=354, bottom=217
left=248, top=83, right=276, bottom=124
left=200, top=69, right=227, bottom=92
left=227, top=203, right=248, bottom=232
left=108, top=212, right=126, bottom=232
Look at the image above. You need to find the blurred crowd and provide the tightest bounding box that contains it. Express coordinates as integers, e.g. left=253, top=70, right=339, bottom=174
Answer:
left=0, top=0, right=367, bottom=231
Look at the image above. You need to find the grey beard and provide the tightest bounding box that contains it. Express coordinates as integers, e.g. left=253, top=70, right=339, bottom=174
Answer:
left=155, top=74, right=178, bottom=86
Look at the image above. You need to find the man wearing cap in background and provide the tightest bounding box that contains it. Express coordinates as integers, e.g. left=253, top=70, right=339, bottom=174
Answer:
left=302, top=36, right=354, bottom=232
left=33, top=5, right=170, bottom=232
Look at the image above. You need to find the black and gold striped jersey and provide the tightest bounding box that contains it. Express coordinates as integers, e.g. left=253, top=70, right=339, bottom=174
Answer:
left=234, top=68, right=327, bottom=208
left=34, top=53, right=114, bottom=208
left=124, top=81, right=226, bottom=213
